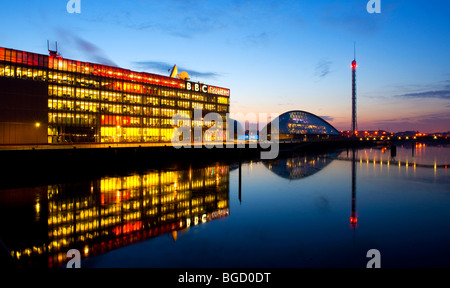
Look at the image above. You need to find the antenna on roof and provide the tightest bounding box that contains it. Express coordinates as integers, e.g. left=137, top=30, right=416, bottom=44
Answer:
left=48, top=40, right=61, bottom=58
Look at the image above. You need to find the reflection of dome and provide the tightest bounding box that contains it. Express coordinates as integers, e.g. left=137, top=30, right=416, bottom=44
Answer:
left=264, top=152, right=338, bottom=180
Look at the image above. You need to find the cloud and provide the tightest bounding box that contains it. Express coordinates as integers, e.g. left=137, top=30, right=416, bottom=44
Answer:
left=397, top=90, right=450, bottom=100
left=133, top=61, right=220, bottom=79
left=96, top=1, right=228, bottom=39
left=56, top=29, right=118, bottom=67
left=369, top=111, right=450, bottom=133
left=243, top=32, right=271, bottom=47
left=133, top=61, right=173, bottom=74
left=315, top=59, right=333, bottom=78
left=126, top=15, right=225, bottom=39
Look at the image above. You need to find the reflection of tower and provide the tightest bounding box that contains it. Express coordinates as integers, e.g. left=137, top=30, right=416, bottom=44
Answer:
left=351, top=45, right=358, bottom=136
left=238, top=149, right=242, bottom=204
left=350, top=148, right=357, bottom=228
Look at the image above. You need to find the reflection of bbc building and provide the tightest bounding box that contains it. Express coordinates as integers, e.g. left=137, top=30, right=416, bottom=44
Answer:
left=5, top=164, right=230, bottom=268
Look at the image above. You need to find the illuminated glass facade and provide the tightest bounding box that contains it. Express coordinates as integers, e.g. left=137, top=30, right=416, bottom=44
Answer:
left=273, top=110, right=340, bottom=140
left=1, top=164, right=229, bottom=268
left=0, top=47, right=230, bottom=144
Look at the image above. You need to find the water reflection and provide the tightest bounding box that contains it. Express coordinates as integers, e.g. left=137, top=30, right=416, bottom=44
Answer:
left=351, top=142, right=449, bottom=168
left=263, top=152, right=339, bottom=180
left=1, top=144, right=448, bottom=268
left=333, top=143, right=449, bottom=181
left=350, top=148, right=357, bottom=228
left=264, top=150, right=359, bottom=228
left=0, top=163, right=230, bottom=268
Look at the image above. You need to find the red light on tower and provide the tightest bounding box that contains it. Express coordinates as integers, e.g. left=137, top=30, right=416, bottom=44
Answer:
left=350, top=215, right=358, bottom=227
left=351, top=60, right=357, bottom=69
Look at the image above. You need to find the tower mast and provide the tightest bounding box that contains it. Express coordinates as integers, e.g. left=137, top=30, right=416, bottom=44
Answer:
left=351, top=43, right=357, bottom=136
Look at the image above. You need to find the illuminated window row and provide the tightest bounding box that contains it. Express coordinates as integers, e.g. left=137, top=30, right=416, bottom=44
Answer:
left=217, top=97, right=229, bottom=104
left=98, top=127, right=174, bottom=142
left=47, top=82, right=223, bottom=105
left=48, top=113, right=97, bottom=125
left=97, top=168, right=229, bottom=196
left=45, top=72, right=217, bottom=101
left=0, top=64, right=47, bottom=80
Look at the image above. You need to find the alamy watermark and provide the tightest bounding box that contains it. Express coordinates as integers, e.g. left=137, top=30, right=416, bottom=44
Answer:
left=67, top=1, right=380, bottom=15
left=66, top=249, right=81, bottom=268
left=366, top=0, right=381, bottom=14
left=366, top=249, right=381, bottom=268
left=65, top=247, right=379, bottom=268
left=67, top=0, right=81, bottom=14
left=171, top=109, right=280, bottom=160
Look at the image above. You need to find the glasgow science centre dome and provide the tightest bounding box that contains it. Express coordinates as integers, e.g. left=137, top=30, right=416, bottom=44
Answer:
left=266, top=110, right=340, bottom=140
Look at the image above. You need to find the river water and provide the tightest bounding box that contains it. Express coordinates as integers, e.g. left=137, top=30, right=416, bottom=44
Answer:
left=0, top=141, right=449, bottom=268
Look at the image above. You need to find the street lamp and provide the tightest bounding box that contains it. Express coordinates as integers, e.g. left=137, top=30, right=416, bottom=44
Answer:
left=35, top=122, right=41, bottom=144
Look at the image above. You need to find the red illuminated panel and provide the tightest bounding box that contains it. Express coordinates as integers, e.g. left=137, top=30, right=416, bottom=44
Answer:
left=208, top=85, right=230, bottom=96
left=112, top=221, right=142, bottom=236
left=48, top=56, right=54, bottom=70
left=1, top=48, right=42, bottom=67
left=123, top=82, right=143, bottom=93
left=91, top=64, right=185, bottom=89
left=16, top=51, right=23, bottom=64
left=122, top=117, right=131, bottom=126
left=211, top=208, right=230, bottom=220
left=113, top=81, right=123, bottom=91
left=101, top=190, right=130, bottom=205
left=10, top=50, right=17, bottom=63
left=31, top=53, right=38, bottom=66
left=101, top=115, right=131, bottom=126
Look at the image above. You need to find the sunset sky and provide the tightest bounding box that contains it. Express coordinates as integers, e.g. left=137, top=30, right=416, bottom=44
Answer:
left=1, top=0, right=449, bottom=133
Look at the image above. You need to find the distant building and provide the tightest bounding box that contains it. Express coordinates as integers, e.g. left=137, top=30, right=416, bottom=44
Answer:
left=226, top=118, right=245, bottom=141
left=262, top=110, right=340, bottom=141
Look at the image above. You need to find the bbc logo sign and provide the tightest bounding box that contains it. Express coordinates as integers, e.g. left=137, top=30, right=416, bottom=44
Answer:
left=186, top=81, right=208, bottom=93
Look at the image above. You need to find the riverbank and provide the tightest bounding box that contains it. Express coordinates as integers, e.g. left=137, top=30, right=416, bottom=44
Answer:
left=0, top=139, right=377, bottom=188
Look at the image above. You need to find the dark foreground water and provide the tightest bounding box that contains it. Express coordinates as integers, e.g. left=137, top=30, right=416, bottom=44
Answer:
left=0, top=142, right=449, bottom=268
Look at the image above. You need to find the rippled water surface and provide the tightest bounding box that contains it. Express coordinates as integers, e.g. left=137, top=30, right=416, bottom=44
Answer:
left=0, top=142, right=449, bottom=268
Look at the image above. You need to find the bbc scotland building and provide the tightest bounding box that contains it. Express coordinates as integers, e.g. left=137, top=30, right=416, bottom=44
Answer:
left=0, top=46, right=230, bottom=145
